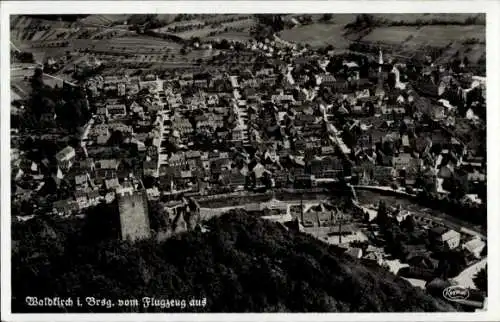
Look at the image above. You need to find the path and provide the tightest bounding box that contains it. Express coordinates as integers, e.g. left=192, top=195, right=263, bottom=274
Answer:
left=11, top=64, right=78, bottom=87
left=452, top=257, right=487, bottom=290
left=10, top=41, right=22, bottom=53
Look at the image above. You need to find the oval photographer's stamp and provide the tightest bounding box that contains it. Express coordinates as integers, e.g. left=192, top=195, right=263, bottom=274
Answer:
left=443, top=285, right=470, bottom=302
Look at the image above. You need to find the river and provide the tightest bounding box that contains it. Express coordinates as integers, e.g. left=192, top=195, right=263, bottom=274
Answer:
left=198, top=188, right=485, bottom=238
left=356, top=190, right=486, bottom=238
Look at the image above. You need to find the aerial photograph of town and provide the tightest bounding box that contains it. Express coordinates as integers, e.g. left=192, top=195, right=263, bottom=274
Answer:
left=9, top=12, right=487, bottom=313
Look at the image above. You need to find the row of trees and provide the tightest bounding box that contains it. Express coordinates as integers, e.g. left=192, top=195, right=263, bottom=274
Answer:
left=11, top=50, right=35, bottom=63
left=345, top=14, right=484, bottom=30
left=386, top=15, right=485, bottom=27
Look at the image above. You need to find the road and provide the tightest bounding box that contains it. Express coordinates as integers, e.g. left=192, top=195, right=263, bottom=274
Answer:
left=11, top=64, right=78, bottom=87
left=10, top=41, right=22, bottom=53
left=452, top=257, right=487, bottom=290
left=42, top=73, right=77, bottom=86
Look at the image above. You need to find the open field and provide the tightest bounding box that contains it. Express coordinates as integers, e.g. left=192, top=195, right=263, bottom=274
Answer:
left=371, top=13, right=485, bottom=25
left=22, top=35, right=183, bottom=63
left=79, top=14, right=133, bottom=26
left=11, top=77, right=33, bottom=99
left=11, top=15, right=78, bottom=31
left=281, top=13, right=483, bottom=27
left=158, top=19, right=206, bottom=29
left=11, top=88, right=23, bottom=102
left=11, top=16, right=85, bottom=44
left=362, top=25, right=485, bottom=47
left=175, top=26, right=220, bottom=39
left=155, top=16, right=256, bottom=40
left=206, top=31, right=253, bottom=42
left=203, top=14, right=253, bottom=24
left=434, top=42, right=485, bottom=65
left=11, top=27, right=83, bottom=44
left=279, top=17, right=484, bottom=67
left=361, top=25, right=485, bottom=64
left=97, top=36, right=182, bottom=53
left=280, top=23, right=351, bottom=49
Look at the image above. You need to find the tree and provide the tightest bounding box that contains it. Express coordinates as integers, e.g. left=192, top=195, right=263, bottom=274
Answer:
left=401, top=215, right=415, bottom=232
left=348, top=14, right=377, bottom=30
left=108, top=130, right=124, bottom=146
left=446, top=174, right=469, bottom=200
left=473, top=266, right=487, bottom=292
left=320, top=14, right=333, bottom=22
left=437, top=250, right=467, bottom=279
left=256, top=14, right=284, bottom=32
left=31, top=68, right=45, bottom=90
left=376, top=201, right=390, bottom=229
left=148, top=201, right=170, bottom=233
left=11, top=211, right=456, bottom=313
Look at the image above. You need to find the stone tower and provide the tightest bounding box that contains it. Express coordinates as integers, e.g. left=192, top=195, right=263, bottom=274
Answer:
left=116, top=189, right=150, bottom=242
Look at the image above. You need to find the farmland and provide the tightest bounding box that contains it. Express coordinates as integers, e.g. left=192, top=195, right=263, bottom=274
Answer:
left=79, top=14, right=133, bottom=26
left=10, top=13, right=486, bottom=81
left=206, top=31, right=253, bottom=42
left=155, top=16, right=256, bottom=40
left=362, top=25, right=485, bottom=47
left=360, top=25, right=485, bottom=65
left=280, top=22, right=351, bottom=49
left=88, top=36, right=182, bottom=53
left=10, top=15, right=82, bottom=43
left=278, top=13, right=484, bottom=68
left=370, top=13, right=485, bottom=25
left=24, top=35, right=182, bottom=60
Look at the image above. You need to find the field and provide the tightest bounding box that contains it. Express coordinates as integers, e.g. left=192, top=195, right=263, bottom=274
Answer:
left=371, top=13, right=485, bottom=25
left=10, top=16, right=84, bottom=44
left=280, top=22, right=351, bottom=49
left=206, top=31, right=253, bottom=42
left=23, top=35, right=182, bottom=63
left=94, top=36, right=182, bottom=53
left=11, top=13, right=486, bottom=79
left=159, top=19, right=206, bottom=29
left=279, top=15, right=484, bottom=67
left=11, top=80, right=32, bottom=100
left=155, top=16, right=256, bottom=40
left=434, top=42, right=485, bottom=65
left=79, top=14, right=133, bottom=26
left=362, top=25, right=485, bottom=47
left=361, top=25, right=485, bottom=64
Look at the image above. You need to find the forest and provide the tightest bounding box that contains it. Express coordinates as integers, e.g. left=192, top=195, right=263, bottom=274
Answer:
left=12, top=209, right=456, bottom=313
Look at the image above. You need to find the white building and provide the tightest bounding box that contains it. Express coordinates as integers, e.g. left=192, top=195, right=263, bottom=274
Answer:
left=55, top=146, right=76, bottom=170
left=463, top=237, right=486, bottom=259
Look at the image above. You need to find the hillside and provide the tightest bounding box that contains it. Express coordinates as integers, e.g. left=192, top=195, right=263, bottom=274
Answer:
left=279, top=14, right=485, bottom=68
left=12, top=210, right=455, bottom=313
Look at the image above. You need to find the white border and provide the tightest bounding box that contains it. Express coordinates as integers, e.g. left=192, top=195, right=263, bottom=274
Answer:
left=2, top=1, right=499, bottom=322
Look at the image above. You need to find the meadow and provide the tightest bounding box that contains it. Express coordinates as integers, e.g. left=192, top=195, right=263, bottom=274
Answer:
left=280, top=23, right=351, bottom=49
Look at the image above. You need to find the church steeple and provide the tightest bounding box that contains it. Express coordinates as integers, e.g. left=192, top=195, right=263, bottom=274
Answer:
left=376, top=48, right=385, bottom=98
left=378, top=49, right=384, bottom=73
left=377, top=49, right=384, bottom=85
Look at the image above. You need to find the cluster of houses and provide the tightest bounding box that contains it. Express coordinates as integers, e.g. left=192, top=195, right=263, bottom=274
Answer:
left=12, top=27, right=486, bottom=236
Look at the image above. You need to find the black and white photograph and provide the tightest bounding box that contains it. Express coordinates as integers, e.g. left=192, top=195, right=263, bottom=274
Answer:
left=1, top=1, right=499, bottom=320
